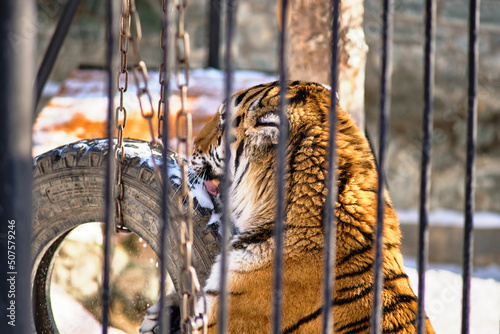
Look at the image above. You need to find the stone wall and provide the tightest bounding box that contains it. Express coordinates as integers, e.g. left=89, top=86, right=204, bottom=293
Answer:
left=36, top=0, right=500, bottom=211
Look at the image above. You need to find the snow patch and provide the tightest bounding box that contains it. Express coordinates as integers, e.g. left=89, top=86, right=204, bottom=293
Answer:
left=397, top=209, right=500, bottom=229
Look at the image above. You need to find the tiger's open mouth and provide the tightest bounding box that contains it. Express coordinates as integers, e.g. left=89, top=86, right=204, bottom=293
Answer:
left=205, top=179, right=219, bottom=196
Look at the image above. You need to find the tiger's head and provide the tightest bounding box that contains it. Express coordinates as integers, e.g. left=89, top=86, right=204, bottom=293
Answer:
left=191, top=81, right=342, bottom=234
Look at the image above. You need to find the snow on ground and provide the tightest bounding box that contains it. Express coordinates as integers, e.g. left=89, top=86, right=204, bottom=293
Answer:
left=404, top=257, right=500, bottom=334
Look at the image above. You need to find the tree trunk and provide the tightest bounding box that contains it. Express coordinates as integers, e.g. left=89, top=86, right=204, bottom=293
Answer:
left=279, top=0, right=368, bottom=131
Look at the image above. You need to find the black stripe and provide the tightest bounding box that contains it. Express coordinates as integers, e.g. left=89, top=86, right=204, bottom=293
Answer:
left=206, top=289, right=219, bottom=296
left=213, top=151, right=223, bottom=168
left=241, top=83, right=269, bottom=104
left=232, top=223, right=274, bottom=249
left=234, top=90, right=249, bottom=107
left=232, top=115, right=242, bottom=128
left=384, top=272, right=409, bottom=282
left=234, top=140, right=245, bottom=171
left=383, top=294, right=418, bottom=314
left=334, top=284, right=372, bottom=306
left=339, top=244, right=372, bottom=264
left=335, top=262, right=372, bottom=280
left=337, top=282, right=372, bottom=294
left=336, top=316, right=371, bottom=333
left=384, top=318, right=418, bottom=333
left=206, top=289, right=244, bottom=297
left=283, top=307, right=323, bottom=334
left=243, top=83, right=276, bottom=110
left=283, top=286, right=372, bottom=334
left=243, top=89, right=266, bottom=108
left=344, top=324, right=370, bottom=334
left=235, top=161, right=249, bottom=189
left=289, top=86, right=309, bottom=105
left=257, top=85, right=277, bottom=108
left=255, top=121, right=280, bottom=128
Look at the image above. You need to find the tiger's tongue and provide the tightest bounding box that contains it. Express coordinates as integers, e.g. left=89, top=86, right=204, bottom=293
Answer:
left=206, top=180, right=218, bottom=196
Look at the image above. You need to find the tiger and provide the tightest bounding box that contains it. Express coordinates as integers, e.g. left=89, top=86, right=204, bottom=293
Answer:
left=189, top=81, right=435, bottom=333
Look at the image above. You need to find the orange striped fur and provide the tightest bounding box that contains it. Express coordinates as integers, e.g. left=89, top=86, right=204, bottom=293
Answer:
left=191, top=81, right=435, bottom=333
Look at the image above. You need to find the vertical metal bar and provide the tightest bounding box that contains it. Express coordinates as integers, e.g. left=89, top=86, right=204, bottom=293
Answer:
left=34, top=0, right=82, bottom=113
left=417, top=0, right=436, bottom=332
left=370, top=0, right=393, bottom=332
left=159, top=1, right=171, bottom=333
left=322, top=0, right=340, bottom=333
left=219, top=1, right=236, bottom=333
left=208, top=0, right=221, bottom=68
left=102, top=0, right=117, bottom=332
left=461, top=0, right=479, bottom=333
left=0, top=1, right=34, bottom=333
left=272, top=1, right=289, bottom=333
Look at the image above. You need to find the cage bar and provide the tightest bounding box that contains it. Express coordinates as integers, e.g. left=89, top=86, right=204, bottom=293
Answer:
left=461, top=0, right=480, bottom=333
left=370, top=0, right=394, bottom=332
left=417, top=0, right=436, bottom=332
left=102, top=0, right=117, bottom=332
left=218, top=1, right=237, bottom=333
left=159, top=0, right=172, bottom=333
left=272, top=1, right=290, bottom=333
left=321, top=1, right=341, bottom=333
left=0, top=1, right=34, bottom=333
left=208, top=0, right=221, bottom=68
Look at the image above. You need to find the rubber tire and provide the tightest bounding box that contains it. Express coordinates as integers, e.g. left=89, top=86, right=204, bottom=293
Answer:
left=32, top=138, right=220, bottom=333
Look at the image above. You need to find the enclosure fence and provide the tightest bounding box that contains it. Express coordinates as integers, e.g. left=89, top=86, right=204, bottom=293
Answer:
left=0, top=0, right=480, bottom=333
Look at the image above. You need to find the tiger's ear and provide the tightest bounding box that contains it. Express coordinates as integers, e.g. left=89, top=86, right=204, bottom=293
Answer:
left=245, top=111, right=281, bottom=150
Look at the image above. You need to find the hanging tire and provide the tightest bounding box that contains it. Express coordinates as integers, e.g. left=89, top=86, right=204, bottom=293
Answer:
left=31, top=138, right=221, bottom=333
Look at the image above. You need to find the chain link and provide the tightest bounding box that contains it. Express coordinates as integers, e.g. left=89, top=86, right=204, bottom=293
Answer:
left=172, top=1, right=207, bottom=333
left=158, top=11, right=168, bottom=139
left=114, top=0, right=131, bottom=233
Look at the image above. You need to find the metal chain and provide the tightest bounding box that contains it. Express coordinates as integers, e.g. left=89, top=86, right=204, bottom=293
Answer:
left=118, top=0, right=206, bottom=330
left=115, top=0, right=131, bottom=233
left=173, top=1, right=207, bottom=333
left=158, top=0, right=168, bottom=140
